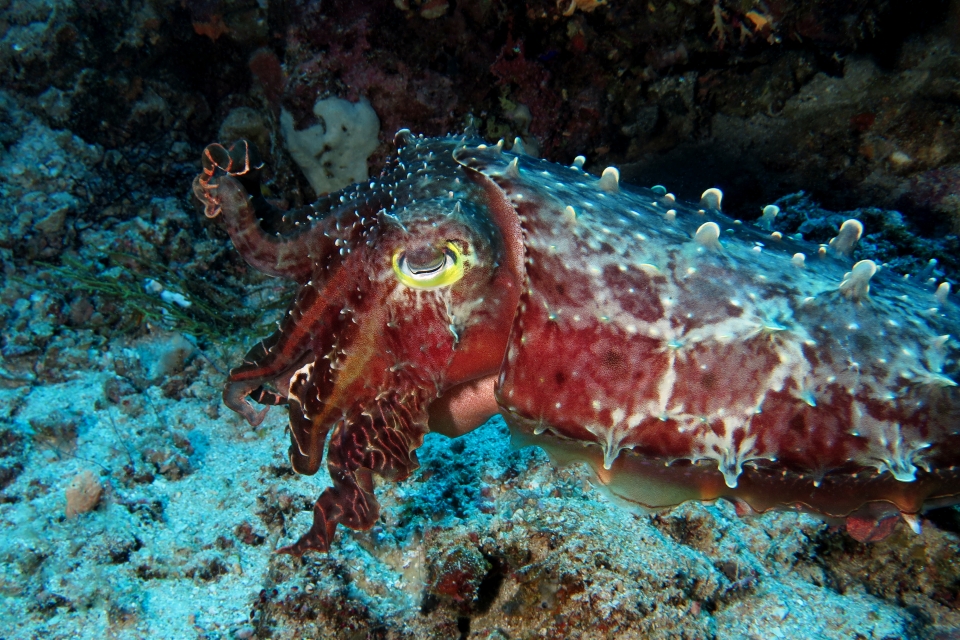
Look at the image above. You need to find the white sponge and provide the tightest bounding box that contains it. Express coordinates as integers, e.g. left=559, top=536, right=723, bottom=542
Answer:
left=280, top=96, right=380, bottom=195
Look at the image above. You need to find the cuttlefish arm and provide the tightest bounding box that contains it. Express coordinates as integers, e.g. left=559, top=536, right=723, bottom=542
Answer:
left=193, top=140, right=338, bottom=284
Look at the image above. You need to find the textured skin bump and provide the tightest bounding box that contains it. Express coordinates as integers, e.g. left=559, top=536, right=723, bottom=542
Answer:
left=195, top=135, right=960, bottom=555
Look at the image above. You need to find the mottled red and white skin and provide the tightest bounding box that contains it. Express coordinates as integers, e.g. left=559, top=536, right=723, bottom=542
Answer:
left=194, top=132, right=960, bottom=555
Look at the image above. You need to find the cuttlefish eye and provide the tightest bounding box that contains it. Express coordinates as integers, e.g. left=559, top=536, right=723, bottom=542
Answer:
left=392, top=241, right=465, bottom=289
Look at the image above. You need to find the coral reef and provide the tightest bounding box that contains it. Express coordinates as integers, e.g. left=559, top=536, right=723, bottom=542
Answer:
left=1, top=0, right=960, bottom=637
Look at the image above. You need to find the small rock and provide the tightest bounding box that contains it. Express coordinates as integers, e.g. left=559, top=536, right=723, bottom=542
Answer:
left=65, top=469, right=103, bottom=517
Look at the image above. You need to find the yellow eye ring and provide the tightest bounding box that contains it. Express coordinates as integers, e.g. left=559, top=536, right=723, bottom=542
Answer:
left=392, top=241, right=465, bottom=289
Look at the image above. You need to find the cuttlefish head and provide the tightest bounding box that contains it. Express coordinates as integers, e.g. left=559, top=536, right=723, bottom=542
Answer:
left=201, top=134, right=524, bottom=553
left=279, top=188, right=522, bottom=478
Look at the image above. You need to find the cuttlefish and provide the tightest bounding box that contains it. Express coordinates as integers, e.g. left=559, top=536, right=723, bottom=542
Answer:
left=193, top=131, right=960, bottom=555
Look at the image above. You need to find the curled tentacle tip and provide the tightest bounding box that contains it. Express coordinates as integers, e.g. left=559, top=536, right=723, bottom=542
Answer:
left=233, top=403, right=270, bottom=427
left=191, top=175, right=222, bottom=219
left=245, top=405, right=270, bottom=427
left=200, top=142, right=230, bottom=176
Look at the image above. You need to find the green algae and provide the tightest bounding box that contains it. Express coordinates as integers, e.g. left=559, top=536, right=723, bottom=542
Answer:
left=28, top=251, right=292, bottom=342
